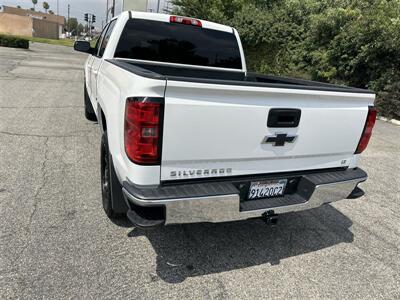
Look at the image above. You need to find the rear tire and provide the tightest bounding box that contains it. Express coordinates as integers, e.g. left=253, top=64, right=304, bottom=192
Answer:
left=100, top=132, right=127, bottom=219
left=84, top=83, right=97, bottom=121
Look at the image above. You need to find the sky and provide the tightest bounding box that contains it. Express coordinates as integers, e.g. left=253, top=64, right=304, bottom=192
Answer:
left=1, top=0, right=170, bottom=28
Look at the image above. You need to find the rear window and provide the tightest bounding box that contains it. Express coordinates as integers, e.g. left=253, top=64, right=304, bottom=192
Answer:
left=115, top=19, right=242, bottom=69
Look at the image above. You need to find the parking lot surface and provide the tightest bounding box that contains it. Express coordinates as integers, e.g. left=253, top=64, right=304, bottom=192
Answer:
left=0, top=43, right=399, bottom=299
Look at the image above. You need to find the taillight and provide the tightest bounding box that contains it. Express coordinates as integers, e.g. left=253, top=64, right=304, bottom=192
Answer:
left=355, top=106, right=377, bottom=154
left=124, top=97, right=164, bottom=165
left=170, top=16, right=202, bottom=27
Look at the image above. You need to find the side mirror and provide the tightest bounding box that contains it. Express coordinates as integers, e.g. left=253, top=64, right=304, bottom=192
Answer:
left=74, top=41, right=92, bottom=54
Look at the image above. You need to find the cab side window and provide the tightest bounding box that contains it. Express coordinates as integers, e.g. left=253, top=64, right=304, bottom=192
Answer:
left=93, top=24, right=109, bottom=57
left=99, top=20, right=117, bottom=57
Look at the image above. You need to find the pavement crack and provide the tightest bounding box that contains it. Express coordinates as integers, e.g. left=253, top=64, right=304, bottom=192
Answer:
left=12, top=137, right=51, bottom=267
left=3, top=73, right=82, bottom=82
left=18, top=63, right=83, bottom=71
left=28, top=137, right=50, bottom=226
left=0, top=130, right=93, bottom=138
left=0, top=106, right=83, bottom=109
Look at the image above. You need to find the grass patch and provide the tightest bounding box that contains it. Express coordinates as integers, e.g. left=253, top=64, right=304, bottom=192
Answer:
left=27, top=36, right=75, bottom=47
left=0, top=34, right=75, bottom=47
left=0, top=34, right=29, bottom=49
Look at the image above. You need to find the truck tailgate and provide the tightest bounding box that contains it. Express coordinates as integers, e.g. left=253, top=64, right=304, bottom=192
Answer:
left=161, top=80, right=375, bottom=181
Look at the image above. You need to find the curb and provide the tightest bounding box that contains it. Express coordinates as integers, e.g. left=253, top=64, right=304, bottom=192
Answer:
left=378, top=116, right=400, bottom=126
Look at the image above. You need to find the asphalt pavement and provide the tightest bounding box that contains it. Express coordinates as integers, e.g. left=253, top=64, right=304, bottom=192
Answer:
left=0, top=43, right=399, bottom=299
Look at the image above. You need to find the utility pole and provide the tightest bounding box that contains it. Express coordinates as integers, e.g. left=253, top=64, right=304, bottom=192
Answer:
left=57, top=0, right=59, bottom=15
left=157, top=0, right=161, bottom=13
left=67, top=4, right=70, bottom=32
left=164, top=0, right=171, bottom=13
left=112, top=0, right=115, bottom=17
left=106, top=0, right=109, bottom=23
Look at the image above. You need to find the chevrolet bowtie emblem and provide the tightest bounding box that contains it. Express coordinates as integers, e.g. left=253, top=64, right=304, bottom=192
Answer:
left=263, top=134, right=297, bottom=147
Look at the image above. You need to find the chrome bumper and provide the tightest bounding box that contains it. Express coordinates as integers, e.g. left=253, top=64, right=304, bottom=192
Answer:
left=123, top=168, right=367, bottom=225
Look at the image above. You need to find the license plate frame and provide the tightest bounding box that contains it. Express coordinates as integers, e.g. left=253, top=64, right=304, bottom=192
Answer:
left=248, top=179, right=288, bottom=200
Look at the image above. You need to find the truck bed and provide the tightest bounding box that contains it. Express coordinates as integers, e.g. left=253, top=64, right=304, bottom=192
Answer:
left=107, top=58, right=373, bottom=94
left=102, top=57, right=375, bottom=182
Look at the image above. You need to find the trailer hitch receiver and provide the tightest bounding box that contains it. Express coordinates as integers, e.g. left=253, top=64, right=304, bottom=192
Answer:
left=262, top=210, right=279, bottom=226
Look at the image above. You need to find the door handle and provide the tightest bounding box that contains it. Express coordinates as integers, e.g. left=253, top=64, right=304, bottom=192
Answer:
left=267, top=108, right=301, bottom=128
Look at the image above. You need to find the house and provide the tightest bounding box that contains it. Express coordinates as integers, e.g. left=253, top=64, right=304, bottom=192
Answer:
left=0, top=5, right=65, bottom=39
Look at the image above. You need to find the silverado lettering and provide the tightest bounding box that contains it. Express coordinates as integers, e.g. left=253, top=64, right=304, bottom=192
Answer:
left=170, top=168, right=233, bottom=178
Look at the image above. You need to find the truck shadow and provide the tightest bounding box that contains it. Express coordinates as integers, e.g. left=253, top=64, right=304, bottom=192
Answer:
left=127, top=204, right=353, bottom=283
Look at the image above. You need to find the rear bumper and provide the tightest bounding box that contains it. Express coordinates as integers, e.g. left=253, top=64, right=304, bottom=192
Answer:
left=123, top=168, right=367, bottom=225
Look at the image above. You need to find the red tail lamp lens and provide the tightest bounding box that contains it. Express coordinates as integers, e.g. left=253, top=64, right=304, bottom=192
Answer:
left=355, top=106, right=377, bottom=154
left=124, top=98, right=163, bottom=164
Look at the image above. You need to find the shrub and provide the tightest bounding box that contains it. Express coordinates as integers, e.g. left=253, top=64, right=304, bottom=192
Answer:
left=0, top=34, right=29, bottom=49
left=375, top=84, right=400, bottom=120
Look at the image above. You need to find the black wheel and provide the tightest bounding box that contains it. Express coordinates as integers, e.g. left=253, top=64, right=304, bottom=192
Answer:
left=100, top=132, right=127, bottom=219
left=84, top=83, right=97, bottom=121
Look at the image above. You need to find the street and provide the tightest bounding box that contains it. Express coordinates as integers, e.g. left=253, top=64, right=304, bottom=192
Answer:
left=0, top=43, right=399, bottom=299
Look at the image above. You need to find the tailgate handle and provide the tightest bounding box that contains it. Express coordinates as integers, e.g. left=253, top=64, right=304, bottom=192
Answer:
left=267, top=109, right=301, bottom=128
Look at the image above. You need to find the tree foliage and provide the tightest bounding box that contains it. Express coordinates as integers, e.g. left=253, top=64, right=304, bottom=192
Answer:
left=172, top=0, right=400, bottom=118
left=77, top=23, right=84, bottom=36
left=43, top=2, right=49, bottom=13
left=32, top=0, right=37, bottom=10
left=66, top=18, right=79, bottom=35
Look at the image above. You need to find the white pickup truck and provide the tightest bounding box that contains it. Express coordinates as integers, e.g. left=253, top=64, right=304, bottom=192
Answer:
left=74, top=11, right=377, bottom=228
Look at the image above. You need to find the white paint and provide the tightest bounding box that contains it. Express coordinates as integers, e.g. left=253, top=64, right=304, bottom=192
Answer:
left=81, top=11, right=375, bottom=186
left=160, top=80, right=374, bottom=181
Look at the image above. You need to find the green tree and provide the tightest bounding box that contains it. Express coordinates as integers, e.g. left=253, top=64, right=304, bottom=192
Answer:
left=17, top=5, right=21, bottom=8
left=32, top=0, right=37, bottom=11
left=77, top=23, right=84, bottom=36
left=172, top=0, right=246, bottom=23
left=43, top=2, right=49, bottom=13
left=66, top=18, right=79, bottom=35
left=48, top=10, right=54, bottom=14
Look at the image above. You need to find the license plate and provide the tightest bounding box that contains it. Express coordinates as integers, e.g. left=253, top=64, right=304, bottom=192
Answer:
left=248, top=179, right=287, bottom=200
